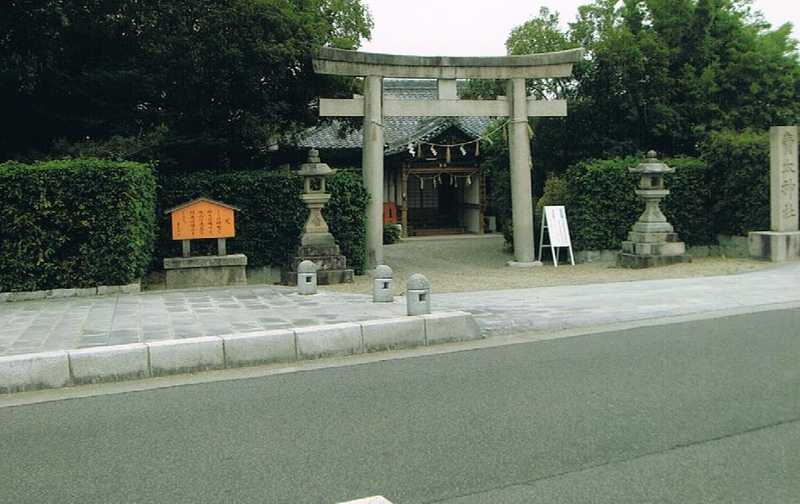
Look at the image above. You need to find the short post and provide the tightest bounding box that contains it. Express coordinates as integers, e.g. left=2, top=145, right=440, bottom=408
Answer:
left=406, top=273, right=431, bottom=316
left=297, top=260, right=318, bottom=295
left=181, top=239, right=191, bottom=258
left=217, top=238, right=227, bottom=256
left=373, top=265, right=394, bottom=303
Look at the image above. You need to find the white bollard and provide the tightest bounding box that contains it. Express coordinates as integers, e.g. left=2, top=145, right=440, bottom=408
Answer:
left=373, top=265, right=394, bottom=303
left=297, top=260, right=317, bottom=295
left=406, top=273, right=431, bottom=316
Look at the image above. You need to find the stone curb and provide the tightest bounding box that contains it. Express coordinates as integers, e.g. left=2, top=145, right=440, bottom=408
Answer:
left=0, top=282, right=141, bottom=303
left=69, top=343, right=149, bottom=385
left=0, top=311, right=480, bottom=394
left=222, top=329, right=296, bottom=368
left=148, top=336, right=225, bottom=377
left=0, top=351, right=71, bottom=394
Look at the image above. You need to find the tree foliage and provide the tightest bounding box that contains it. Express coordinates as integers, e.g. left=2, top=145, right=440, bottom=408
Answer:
left=491, top=0, right=800, bottom=179
left=0, top=0, right=373, bottom=170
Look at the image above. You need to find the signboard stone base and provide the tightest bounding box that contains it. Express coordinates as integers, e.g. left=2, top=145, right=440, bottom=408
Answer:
left=164, top=254, right=248, bottom=289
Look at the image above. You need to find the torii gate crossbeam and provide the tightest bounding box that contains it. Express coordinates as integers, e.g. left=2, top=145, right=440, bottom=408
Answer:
left=312, top=47, right=584, bottom=268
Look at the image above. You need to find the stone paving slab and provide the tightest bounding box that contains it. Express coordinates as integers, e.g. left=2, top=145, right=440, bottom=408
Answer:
left=1, top=264, right=800, bottom=358
left=0, top=286, right=405, bottom=357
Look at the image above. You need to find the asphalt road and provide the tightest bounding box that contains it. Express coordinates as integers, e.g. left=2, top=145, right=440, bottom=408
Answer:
left=1, top=309, right=799, bottom=504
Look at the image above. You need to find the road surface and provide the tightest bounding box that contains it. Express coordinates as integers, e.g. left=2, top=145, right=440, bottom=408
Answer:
left=1, top=308, right=798, bottom=503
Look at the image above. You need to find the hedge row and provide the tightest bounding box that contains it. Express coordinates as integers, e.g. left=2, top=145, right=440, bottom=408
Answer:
left=0, top=159, right=156, bottom=292
left=156, top=169, right=369, bottom=273
left=701, top=130, right=769, bottom=236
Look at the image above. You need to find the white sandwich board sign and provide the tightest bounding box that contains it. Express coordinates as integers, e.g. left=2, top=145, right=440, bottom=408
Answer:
left=538, top=206, right=575, bottom=266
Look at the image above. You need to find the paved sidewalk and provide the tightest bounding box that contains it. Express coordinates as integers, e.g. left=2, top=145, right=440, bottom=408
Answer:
left=0, top=288, right=405, bottom=357
left=436, top=263, right=800, bottom=336
left=1, top=263, right=798, bottom=357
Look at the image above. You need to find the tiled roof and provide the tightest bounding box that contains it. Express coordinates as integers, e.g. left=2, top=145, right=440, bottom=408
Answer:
left=298, top=79, right=493, bottom=155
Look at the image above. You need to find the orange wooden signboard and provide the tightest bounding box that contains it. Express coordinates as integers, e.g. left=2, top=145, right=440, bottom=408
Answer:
left=166, top=198, right=238, bottom=240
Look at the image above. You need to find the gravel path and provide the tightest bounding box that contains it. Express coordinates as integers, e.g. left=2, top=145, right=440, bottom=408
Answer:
left=322, top=235, right=773, bottom=294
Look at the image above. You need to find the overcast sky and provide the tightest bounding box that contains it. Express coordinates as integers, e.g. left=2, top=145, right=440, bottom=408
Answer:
left=360, top=0, right=800, bottom=56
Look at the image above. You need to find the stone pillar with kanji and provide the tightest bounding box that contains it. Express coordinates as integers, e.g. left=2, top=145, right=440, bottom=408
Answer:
left=749, top=126, right=800, bottom=262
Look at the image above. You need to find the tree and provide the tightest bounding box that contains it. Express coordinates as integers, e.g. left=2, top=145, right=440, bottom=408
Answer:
left=492, top=0, right=800, bottom=182
left=0, top=0, right=373, bottom=170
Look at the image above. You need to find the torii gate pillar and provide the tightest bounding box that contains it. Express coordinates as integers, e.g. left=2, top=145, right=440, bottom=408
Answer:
left=362, top=75, right=384, bottom=267
left=313, top=48, right=584, bottom=268
left=508, top=78, right=536, bottom=265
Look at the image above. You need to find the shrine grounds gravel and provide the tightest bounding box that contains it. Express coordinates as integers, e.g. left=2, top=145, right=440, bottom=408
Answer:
left=321, top=234, right=772, bottom=295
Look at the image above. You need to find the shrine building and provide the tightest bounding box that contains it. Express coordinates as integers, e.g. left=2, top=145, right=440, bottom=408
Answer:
left=297, top=79, right=493, bottom=237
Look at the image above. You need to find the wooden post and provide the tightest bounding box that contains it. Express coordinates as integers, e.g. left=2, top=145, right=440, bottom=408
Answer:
left=480, top=174, right=487, bottom=234
left=217, top=238, right=227, bottom=256
left=182, top=240, right=191, bottom=258
left=401, top=169, right=409, bottom=238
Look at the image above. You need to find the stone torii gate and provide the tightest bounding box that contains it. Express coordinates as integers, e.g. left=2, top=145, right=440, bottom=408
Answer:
left=312, top=47, right=584, bottom=268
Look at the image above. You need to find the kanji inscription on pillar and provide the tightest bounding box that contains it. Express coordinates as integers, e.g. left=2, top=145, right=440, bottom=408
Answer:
left=166, top=198, right=237, bottom=240
left=770, top=126, right=799, bottom=232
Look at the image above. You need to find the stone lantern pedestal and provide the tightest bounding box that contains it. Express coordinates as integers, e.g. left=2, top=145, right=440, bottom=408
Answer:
left=618, top=151, right=691, bottom=268
left=282, top=149, right=354, bottom=285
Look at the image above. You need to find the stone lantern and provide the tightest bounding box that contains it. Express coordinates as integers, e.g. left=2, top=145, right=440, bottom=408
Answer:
left=298, top=149, right=336, bottom=247
left=618, top=151, right=690, bottom=268
left=281, top=149, right=354, bottom=285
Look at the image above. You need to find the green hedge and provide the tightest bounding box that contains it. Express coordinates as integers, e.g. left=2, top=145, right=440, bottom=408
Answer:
left=562, top=156, right=714, bottom=251
left=0, top=158, right=156, bottom=292
left=562, top=157, right=640, bottom=251
left=320, top=170, right=368, bottom=273
left=701, top=130, right=769, bottom=236
left=157, top=169, right=369, bottom=273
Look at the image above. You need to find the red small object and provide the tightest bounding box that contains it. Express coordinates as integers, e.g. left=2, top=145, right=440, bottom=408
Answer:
left=383, top=202, right=398, bottom=224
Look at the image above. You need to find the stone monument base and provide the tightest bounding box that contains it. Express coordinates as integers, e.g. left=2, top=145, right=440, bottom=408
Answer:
left=164, top=254, right=247, bottom=289
left=617, top=253, right=691, bottom=269
left=281, top=244, right=353, bottom=286
left=618, top=233, right=690, bottom=269
left=748, top=231, right=800, bottom=262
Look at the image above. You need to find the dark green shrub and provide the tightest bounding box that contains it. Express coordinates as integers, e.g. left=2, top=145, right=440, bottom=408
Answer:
left=323, top=170, right=369, bottom=273
left=700, top=130, right=769, bottom=236
left=564, top=157, right=641, bottom=251
left=537, top=177, right=569, bottom=212
left=662, top=157, right=715, bottom=246
left=0, top=158, right=156, bottom=291
left=535, top=176, right=569, bottom=225
left=383, top=224, right=401, bottom=245
left=156, top=169, right=369, bottom=273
